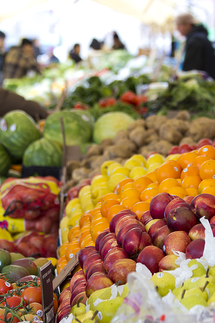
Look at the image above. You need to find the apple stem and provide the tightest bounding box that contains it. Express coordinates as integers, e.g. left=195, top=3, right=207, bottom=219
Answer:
left=77, top=296, right=84, bottom=307
left=206, top=268, right=209, bottom=278
left=116, top=280, right=122, bottom=287
left=155, top=286, right=158, bottom=291
left=181, top=289, right=186, bottom=299
left=92, top=310, right=99, bottom=320
left=202, top=281, right=209, bottom=292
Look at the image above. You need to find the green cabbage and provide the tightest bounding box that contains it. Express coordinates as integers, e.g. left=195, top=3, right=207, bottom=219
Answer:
left=93, top=112, right=134, bottom=144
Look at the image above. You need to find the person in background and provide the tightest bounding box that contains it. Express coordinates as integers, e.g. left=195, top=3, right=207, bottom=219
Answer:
left=176, top=13, right=215, bottom=79
left=89, top=38, right=103, bottom=50
left=3, top=38, right=41, bottom=79
left=0, top=88, right=48, bottom=120
left=0, top=31, right=6, bottom=85
left=32, top=38, right=41, bottom=59
left=48, top=48, right=59, bottom=64
left=69, top=43, right=82, bottom=63
left=112, top=32, right=126, bottom=50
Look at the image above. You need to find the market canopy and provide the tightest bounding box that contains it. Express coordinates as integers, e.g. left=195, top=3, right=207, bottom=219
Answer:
left=91, top=0, right=176, bottom=26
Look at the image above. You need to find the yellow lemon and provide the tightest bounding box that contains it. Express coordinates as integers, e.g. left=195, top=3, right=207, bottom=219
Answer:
left=79, top=185, right=91, bottom=198
left=60, top=216, right=69, bottom=230
left=166, top=154, right=181, bottom=161
left=91, top=175, right=108, bottom=188
left=130, top=166, right=147, bottom=180
left=91, top=182, right=108, bottom=194
left=147, top=163, right=162, bottom=172
left=68, top=213, right=82, bottom=227
left=61, top=228, right=69, bottom=244
left=111, top=167, right=130, bottom=177
left=91, top=187, right=112, bottom=205
left=47, top=257, right=57, bottom=267
left=146, top=154, right=165, bottom=168
left=108, top=174, right=128, bottom=191
left=124, top=158, right=144, bottom=171
left=101, top=161, right=115, bottom=176
left=131, top=154, right=146, bottom=165
left=83, top=202, right=95, bottom=212
left=107, top=162, right=122, bottom=176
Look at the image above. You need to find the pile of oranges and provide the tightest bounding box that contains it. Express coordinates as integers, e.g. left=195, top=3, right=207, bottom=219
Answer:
left=57, top=145, right=215, bottom=274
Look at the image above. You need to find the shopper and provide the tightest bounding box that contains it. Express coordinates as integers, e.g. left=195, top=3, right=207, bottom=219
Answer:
left=69, top=44, right=82, bottom=64
left=176, top=13, right=215, bottom=79
left=32, top=38, right=41, bottom=59
left=90, top=38, right=103, bottom=50
left=0, top=88, right=48, bottom=120
left=3, top=38, right=41, bottom=79
left=112, top=32, right=126, bottom=50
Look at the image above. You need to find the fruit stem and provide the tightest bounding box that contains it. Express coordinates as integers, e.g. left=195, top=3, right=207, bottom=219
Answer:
left=202, top=281, right=209, bottom=292
left=92, top=310, right=99, bottom=320
left=206, top=268, right=209, bottom=278
left=181, top=289, right=186, bottom=300
left=116, top=280, right=122, bottom=287
left=75, top=319, right=82, bottom=323
left=77, top=296, right=84, bottom=307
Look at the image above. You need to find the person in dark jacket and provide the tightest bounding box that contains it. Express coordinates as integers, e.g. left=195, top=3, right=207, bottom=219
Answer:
left=0, top=88, right=48, bottom=120
left=69, top=44, right=82, bottom=64
left=112, top=32, right=126, bottom=50
left=176, top=13, right=215, bottom=79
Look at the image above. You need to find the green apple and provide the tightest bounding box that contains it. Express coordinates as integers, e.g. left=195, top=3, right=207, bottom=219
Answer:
left=150, top=272, right=175, bottom=297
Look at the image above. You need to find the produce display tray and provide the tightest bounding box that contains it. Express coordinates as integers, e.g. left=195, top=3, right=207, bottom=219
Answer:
left=21, top=165, right=61, bottom=180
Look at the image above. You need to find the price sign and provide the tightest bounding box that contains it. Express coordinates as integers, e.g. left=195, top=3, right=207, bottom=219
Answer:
left=40, top=261, right=55, bottom=323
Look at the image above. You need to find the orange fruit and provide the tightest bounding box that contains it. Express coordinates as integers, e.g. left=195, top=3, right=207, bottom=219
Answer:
left=91, top=216, right=108, bottom=227
left=120, top=196, right=140, bottom=209
left=57, top=255, right=66, bottom=266
left=186, top=188, right=198, bottom=197
left=79, top=213, right=90, bottom=228
left=164, top=160, right=182, bottom=173
left=145, top=171, right=157, bottom=183
left=177, top=152, right=197, bottom=169
left=158, top=178, right=181, bottom=193
left=101, top=199, right=120, bottom=218
left=140, top=187, right=159, bottom=201
left=181, top=175, right=202, bottom=189
left=107, top=204, right=126, bottom=223
left=180, top=165, right=199, bottom=180
left=121, top=188, right=140, bottom=200
left=99, top=193, right=120, bottom=203
left=157, top=163, right=181, bottom=183
left=78, top=230, right=91, bottom=246
left=199, top=159, right=215, bottom=180
left=147, top=182, right=159, bottom=189
left=192, top=155, right=211, bottom=169
left=91, top=222, right=109, bottom=242
left=65, top=244, right=80, bottom=262
left=68, top=226, right=80, bottom=242
left=80, top=222, right=91, bottom=234
left=132, top=176, right=153, bottom=193
left=202, top=186, right=215, bottom=195
left=114, top=178, right=134, bottom=195
left=89, top=207, right=102, bottom=219
left=132, top=201, right=150, bottom=219
left=57, top=258, right=68, bottom=274
left=198, top=178, right=215, bottom=193
left=197, top=145, right=215, bottom=159
left=58, top=242, right=69, bottom=257
left=121, top=182, right=134, bottom=193
left=167, top=186, right=187, bottom=198
left=80, top=235, right=95, bottom=248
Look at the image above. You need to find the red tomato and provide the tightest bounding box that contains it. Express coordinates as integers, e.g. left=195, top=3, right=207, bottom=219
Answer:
left=0, top=279, right=13, bottom=295
left=2, top=296, right=22, bottom=308
left=21, top=287, right=42, bottom=305
left=0, top=313, right=19, bottom=323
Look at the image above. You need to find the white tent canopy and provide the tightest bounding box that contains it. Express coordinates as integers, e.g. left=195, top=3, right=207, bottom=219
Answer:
left=0, top=0, right=176, bottom=26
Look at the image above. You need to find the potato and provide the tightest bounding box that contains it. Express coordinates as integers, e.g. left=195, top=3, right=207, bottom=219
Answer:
left=115, top=138, right=137, bottom=152
left=105, top=145, right=133, bottom=159
left=176, top=110, right=191, bottom=121
left=72, top=167, right=91, bottom=182
left=169, top=119, right=190, bottom=134
left=67, top=160, right=81, bottom=177
left=145, top=115, right=158, bottom=129
left=145, top=134, right=160, bottom=145
left=86, top=145, right=102, bottom=158
left=134, top=119, right=146, bottom=128
left=113, top=130, right=129, bottom=143
left=153, top=140, right=173, bottom=156
left=154, top=116, right=168, bottom=132
left=99, top=138, right=113, bottom=149
left=63, top=179, right=77, bottom=193
left=159, top=123, right=183, bottom=145
left=129, top=127, right=146, bottom=147
left=88, top=168, right=101, bottom=179
left=90, top=156, right=105, bottom=169
left=188, top=118, right=215, bottom=141
left=179, top=137, right=196, bottom=146
left=138, top=146, right=150, bottom=158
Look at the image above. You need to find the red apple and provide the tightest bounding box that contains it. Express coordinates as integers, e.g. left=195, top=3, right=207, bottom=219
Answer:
left=72, top=277, right=87, bottom=292
left=78, top=246, right=96, bottom=269
left=83, top=253, right=101, bottom=273
left=103, top=248, right=128, bottom=273
left=137, top=246, right=164, bottom=274
left=115, top=216, right=142, bottom=236
left=122, top=228, right=151, bottom=259
left=152, top=225, right=171, bottom=249
left=69, top=270, right=85, bottom=293
left=99, top=233, right=117, bottom=254
left=58, top=287, right=71, bottom=306
left=109, top=210, right=137, bottom=233
left=197, top=139, right=213, bottom=148
left=108, top=258, right=136, bottom=284
left=164, top=198, right=189, bottom=218
left=86, top=272, right=113, bottom=297
left=189, top=223, right=205, bottom=240
left=150, top=193, right=173, bottom=219
left=148, top=219, right=167, bottom=241
left=140, top=211, right=153, bottom=226
left=70, top=281, right=87, bottom=305
left=210, top=215, right=215, bottom=226
left=86, top=260, right=105, bottom=279
left=167, top=207, right=197, bottom=232
left=71, top=291, right=87, bottom=307
left=183, top=196, right=194, bottom=204
left=169, top=146, right=179, bottom=155
left=57, top=297, right=71, bottom=323
left=117, top=223, right=145, bottom=246
left=190, top=194, right=215, bottom=220
left=95, top=229, right=110, bottom=251
left=0, top=239, right=16, bottom=252
left=100, top=239, right=119, bottom=260
left=186, top=239, right=205, bottom=259
left=163, top=231, right=191, bottom=255
left=179, top=144, right=192, bottom=154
